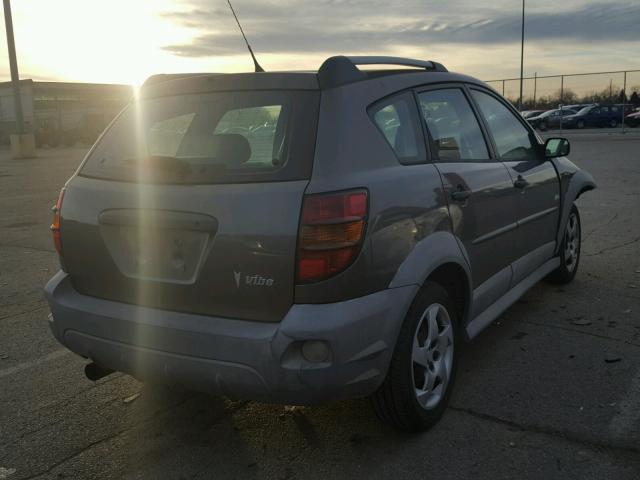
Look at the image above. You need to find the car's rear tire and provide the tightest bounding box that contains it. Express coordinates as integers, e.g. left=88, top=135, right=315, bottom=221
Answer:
left=546, top=205, right=581, bottom=284
left=371, top=281, right=459, bottom=432
left=577, top=120, right=585, bottom=129
left=610, top=119, right=618, bottom=128
left=538, top=122, right=547, bottom=131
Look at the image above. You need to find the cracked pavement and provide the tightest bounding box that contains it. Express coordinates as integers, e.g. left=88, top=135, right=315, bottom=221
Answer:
left=1, top=133, right=639, bottom=479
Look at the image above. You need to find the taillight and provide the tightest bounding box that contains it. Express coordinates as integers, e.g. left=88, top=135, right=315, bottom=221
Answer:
left=297, top=189, right=368, bottom=283
left=50, top=188, right=65, bottom=256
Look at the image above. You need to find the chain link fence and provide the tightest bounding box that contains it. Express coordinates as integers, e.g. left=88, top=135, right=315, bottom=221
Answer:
left=485, top=70, right=640, bottom=131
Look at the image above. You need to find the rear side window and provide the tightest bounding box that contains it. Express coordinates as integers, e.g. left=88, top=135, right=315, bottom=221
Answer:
left=471, top=90, right=537, bottom=161
left=80, top=90, right=319, bottom=184
left=417, top=88, right=489, bottom=162
left=369, top=92, right=426, bottom=164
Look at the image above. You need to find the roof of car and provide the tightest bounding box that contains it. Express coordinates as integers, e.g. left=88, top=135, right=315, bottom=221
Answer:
left=140, top=55, right=492, bottom=99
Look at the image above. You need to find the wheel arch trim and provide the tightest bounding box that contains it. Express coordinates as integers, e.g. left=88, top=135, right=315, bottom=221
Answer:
left=389, top=231, right=473, bottom=325
left=554, top=165, right=595, bottom=254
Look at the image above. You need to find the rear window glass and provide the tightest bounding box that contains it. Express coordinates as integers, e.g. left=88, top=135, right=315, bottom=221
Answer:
left=369, top=92, right=426, bottom=164
left=80, top=90, right=319, bottom=184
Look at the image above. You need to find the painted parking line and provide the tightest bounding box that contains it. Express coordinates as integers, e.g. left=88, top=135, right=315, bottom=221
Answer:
left=0, top=349, right=71, bottom=380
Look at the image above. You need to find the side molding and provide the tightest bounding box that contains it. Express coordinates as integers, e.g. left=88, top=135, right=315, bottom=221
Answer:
left=466, top=257, right=560, bottom=339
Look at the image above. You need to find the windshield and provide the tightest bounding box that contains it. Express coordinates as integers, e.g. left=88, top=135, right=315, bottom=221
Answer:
left=80, top=90, right=319, bottom=184
left=577, top=106, right=593, bottom=115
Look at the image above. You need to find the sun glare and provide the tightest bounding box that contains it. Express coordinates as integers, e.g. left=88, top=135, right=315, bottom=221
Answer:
left=6, top=0, right=202, bottom=85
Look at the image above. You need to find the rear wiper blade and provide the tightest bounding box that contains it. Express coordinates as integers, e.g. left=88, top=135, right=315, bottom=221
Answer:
left=125, top=155, right=192, bottom=174
left=123, top=156, right=231, bottom=183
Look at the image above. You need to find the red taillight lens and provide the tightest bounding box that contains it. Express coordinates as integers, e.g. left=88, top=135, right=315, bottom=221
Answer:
left=297, top=190, right=368, bottom=283
left=50, top=188, right=65, bottom=256
left=301, top=191, right=367, bottom=224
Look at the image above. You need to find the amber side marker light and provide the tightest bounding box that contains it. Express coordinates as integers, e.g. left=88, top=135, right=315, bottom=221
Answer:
left=297, top=189, right=368, bottom=283
left=50, top=188, right=65, bottom=256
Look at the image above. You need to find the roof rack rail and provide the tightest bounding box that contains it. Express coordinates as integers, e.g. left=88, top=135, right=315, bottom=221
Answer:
left=317, top=55, right=447, bottom=89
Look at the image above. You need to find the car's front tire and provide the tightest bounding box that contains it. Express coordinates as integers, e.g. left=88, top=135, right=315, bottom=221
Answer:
left=577, top=120, right=585, bottom=129
left=371, top=281, right=459, bottom=432
left=546, top=205, right=581, bottom=284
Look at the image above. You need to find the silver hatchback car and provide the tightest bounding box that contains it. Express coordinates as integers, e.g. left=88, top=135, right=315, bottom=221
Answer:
left=45, top=56, right=595, bottom=431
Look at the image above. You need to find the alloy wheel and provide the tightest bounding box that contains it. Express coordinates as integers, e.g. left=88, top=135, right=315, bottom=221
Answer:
left=411, top=303, right=454, bottom=410
left=564, top=212, right=580, bottom=272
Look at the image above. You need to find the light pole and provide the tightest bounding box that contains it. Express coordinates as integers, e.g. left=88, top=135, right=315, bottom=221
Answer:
left=518, top=0, right=525, bottom=111
left=3, top=0, right=24, bottom=133
left=2, top=0, right=34, bottom=157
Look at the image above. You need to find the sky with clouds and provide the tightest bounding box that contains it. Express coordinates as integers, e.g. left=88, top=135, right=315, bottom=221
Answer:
left=0, top=0, right=638, bottom=86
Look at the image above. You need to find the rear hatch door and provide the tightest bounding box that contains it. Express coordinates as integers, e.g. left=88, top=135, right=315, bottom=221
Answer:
left=61, top=85, right=319, bottom=322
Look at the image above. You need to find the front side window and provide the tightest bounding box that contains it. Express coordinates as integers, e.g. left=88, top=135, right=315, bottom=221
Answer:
left=471, top=90, right=537, bottom=161
left=370, top=92, right=425, bottom=164
left=417, top=88, right=489, bottom=162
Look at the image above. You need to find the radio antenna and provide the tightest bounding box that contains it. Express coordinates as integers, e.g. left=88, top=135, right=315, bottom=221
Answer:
left=226, top=0, right=264, bottom=73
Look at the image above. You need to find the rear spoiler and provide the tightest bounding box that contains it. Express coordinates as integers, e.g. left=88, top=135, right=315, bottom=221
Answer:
left=318, top=56, right=448, bottom=89
left=142, top=73, right=224, bottom=87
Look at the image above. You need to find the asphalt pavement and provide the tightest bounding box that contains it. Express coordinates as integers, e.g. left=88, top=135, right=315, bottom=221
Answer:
left=0, top=134, right=639, bottom=480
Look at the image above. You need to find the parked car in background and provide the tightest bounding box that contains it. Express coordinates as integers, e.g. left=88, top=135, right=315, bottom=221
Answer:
left=527, top=108, right=577, bottom=131
left=563, top=105, right=621, bottom=129
left=624, top=110, right=640, bottom=127
left=520, top=110, right=545, bottom=119
left=45, top=55, right=595, bottom=432
left=564, top=104, right=594, bottom=113
left=615, top=104, right=637, bottom=116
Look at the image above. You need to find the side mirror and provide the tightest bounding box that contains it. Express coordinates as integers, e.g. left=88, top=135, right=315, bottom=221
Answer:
left=545, top=137, right=570, bottom=158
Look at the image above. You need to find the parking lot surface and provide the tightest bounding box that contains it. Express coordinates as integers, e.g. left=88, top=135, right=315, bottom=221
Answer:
left=1, top=134, right=639, bottom=479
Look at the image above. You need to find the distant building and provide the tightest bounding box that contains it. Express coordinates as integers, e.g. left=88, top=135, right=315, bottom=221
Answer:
left=0, top=79, right=132, bottom=146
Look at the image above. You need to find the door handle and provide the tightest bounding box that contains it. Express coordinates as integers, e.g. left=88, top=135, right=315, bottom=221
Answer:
left=451, top=187, right=472, bottom=201
left=514, top=176, right=529, bottom=189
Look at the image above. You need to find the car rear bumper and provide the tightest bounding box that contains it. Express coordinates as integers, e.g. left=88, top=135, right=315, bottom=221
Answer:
left=45, top=271, right=417, bottom=404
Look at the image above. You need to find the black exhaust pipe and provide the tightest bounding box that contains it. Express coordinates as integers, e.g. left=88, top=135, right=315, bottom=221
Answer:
left=85, top=362, right=114, bottom=381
